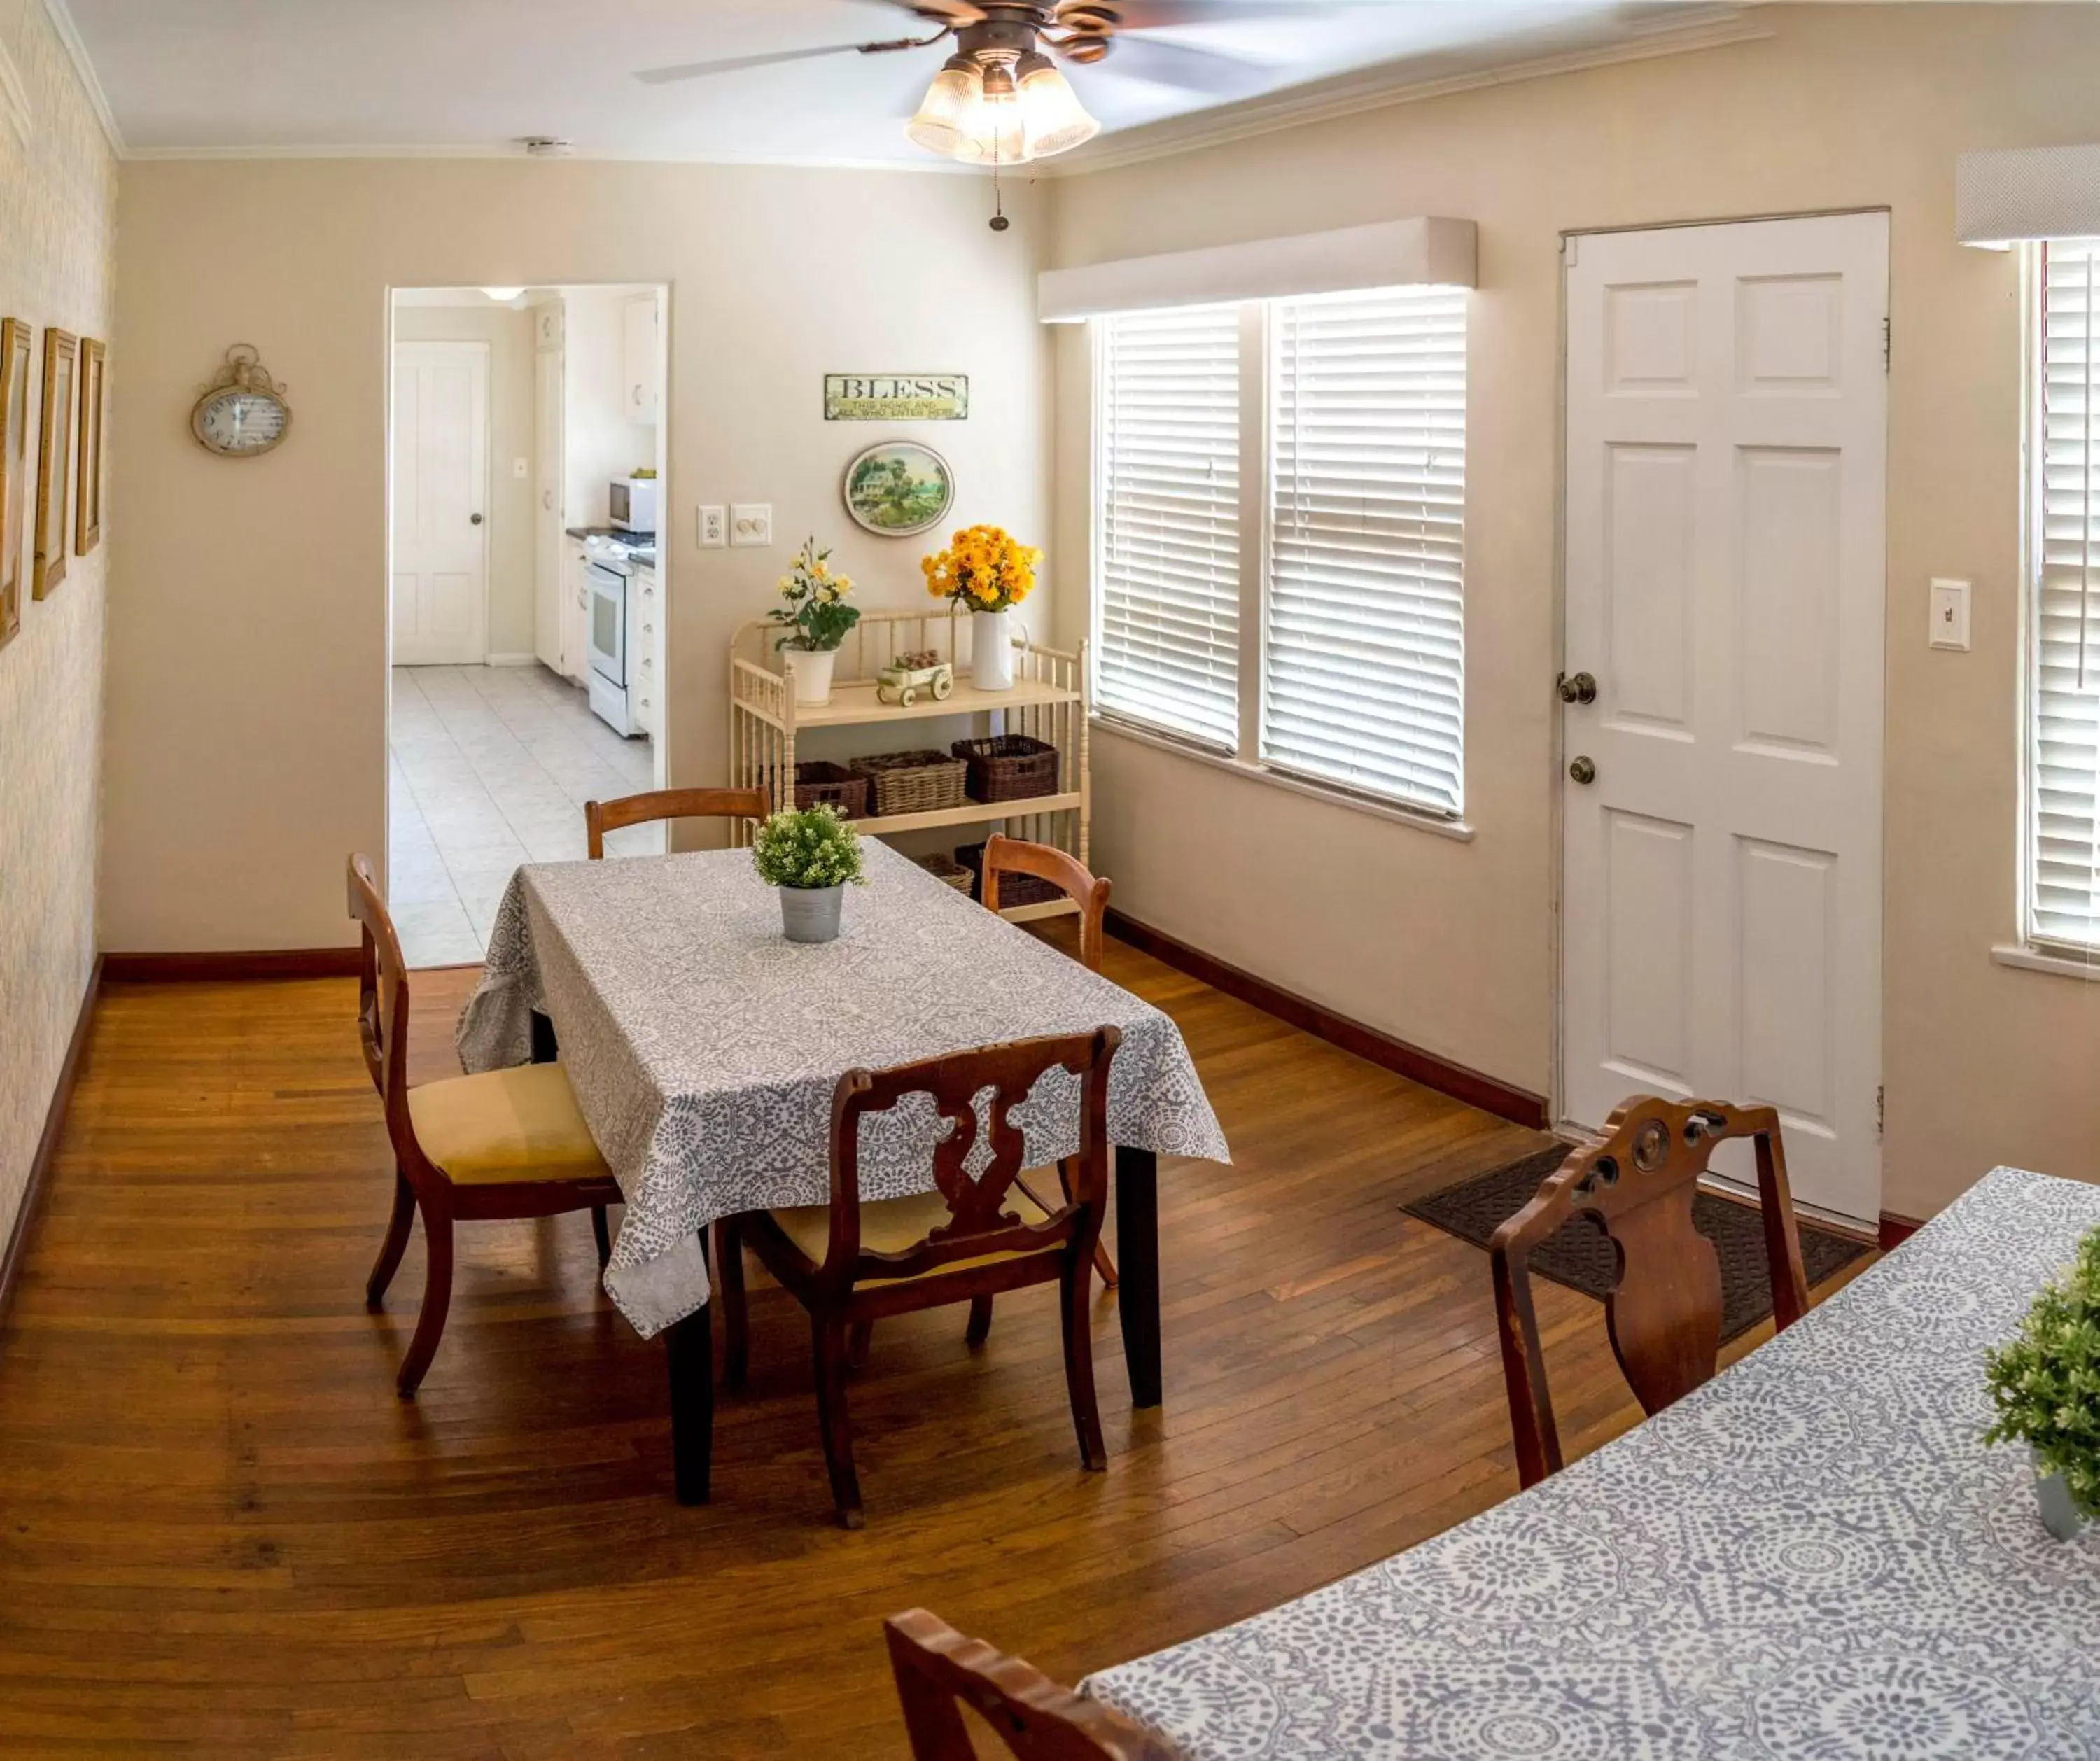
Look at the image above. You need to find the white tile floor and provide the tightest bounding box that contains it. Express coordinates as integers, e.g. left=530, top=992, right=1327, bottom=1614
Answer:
left=389, top=664, right=662, bottom=967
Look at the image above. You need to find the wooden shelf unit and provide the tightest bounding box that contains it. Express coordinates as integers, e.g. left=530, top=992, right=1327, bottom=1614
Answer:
left=728, top=611, right=1089, bottom=920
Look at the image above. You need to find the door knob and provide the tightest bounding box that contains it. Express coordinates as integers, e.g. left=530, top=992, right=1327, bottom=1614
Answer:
left=1558, top=670, right=1597, bottom=705
left=1569, top=755, right=1597, bottom=785
left=470, top=512, right=484, bottom=526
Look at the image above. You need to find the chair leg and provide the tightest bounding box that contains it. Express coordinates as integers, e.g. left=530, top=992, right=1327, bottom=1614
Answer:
left=1060, top=1253, right=1107, bottom=1472
left=714, top=1219, right=748, bottom=1391
left=848, top=1319, right=874, bottom=1370
left=396, top=1198, right=455, bottom=1398
left=1028, top=1163, right=1119, bottom=1288
left=811, top=1315, right=865, bottom=1529
left=366, top=1169, right=416, bottom=1309
left=591, top=1204, right=612, bottom=1269
left=965, top=1294, right=994, bottom=1347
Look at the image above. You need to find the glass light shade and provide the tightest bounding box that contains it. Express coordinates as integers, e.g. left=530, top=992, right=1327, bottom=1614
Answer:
left=906, top=59, right=980, bottom=157
left=957, top=60, right=1025, bottom=167
left=1016, top=59, right=1098, bottom=160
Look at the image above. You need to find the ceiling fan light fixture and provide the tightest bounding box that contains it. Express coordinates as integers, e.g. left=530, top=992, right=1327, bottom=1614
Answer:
left=958, top=56, right=1025, bottom=167
left=906, top=54, right=982, bottom=158
left=1014, top=52, right=1098, bottom=160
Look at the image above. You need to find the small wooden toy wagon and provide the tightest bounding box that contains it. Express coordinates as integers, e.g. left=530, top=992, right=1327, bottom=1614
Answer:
left=875, top=648, right=955, bottom=708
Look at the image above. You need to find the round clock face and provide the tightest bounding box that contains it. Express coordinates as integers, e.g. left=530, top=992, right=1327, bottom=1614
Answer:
left=195, top=389, right=288, bottom=456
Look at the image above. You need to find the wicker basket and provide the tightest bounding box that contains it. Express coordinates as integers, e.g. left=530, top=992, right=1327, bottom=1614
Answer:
left=793, top=760, right=870, bottom=818
left=957, top=840, right=1065, bottom=908
left=952, top=734, right=1060, bottom=804
left=850, top=749, right=969, bottom=818
left=916, top=853, right=974, bottom=894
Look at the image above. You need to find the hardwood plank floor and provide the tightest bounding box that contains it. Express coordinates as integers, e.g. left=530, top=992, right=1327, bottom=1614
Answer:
left=0, top=934, right=1870, bottom=1756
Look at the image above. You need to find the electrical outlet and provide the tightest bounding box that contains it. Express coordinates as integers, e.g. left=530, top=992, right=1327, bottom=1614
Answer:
left=730, top=503, right=773, bottom=548
left=698, top=504, right=726, bottom=548
left=511, top=456, right=529, bottom=479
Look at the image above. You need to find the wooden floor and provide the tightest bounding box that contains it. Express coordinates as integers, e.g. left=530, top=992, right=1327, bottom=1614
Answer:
left=0, top=933, right=1869, bottom=1757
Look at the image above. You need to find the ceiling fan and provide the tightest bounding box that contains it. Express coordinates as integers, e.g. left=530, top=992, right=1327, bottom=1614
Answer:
left=634, top=1, right=1345, bottom=167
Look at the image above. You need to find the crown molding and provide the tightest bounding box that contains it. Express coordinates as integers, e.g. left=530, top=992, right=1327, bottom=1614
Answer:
left=38, top=0, right=122, bottom=155
left=120, top=140, right=979, bottom=176
left=1035, top=7, right=1771, bottom=178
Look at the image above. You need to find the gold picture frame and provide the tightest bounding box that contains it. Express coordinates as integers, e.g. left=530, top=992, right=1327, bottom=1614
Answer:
left=33, top=327, right=76, bottom=600
left=75, top=337, right=104, bottom=556
left=0, top=317, right=28, bottom=650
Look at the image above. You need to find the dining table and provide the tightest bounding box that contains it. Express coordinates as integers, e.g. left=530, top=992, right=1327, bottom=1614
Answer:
left=454, top=839, right=1230, bottom=1503
left=1083, top=1165, right=2100, bottom=1760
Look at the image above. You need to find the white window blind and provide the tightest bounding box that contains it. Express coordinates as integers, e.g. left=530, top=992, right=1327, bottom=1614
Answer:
left=1265, top=286, right=1468, bottom=815
left=2031, top=239, right=2100, bottom=949
left=1095, top=304, right=1241, bottom=749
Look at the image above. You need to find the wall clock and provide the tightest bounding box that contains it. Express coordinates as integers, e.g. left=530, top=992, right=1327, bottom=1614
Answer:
left=191, top=344, right=291, bottom=458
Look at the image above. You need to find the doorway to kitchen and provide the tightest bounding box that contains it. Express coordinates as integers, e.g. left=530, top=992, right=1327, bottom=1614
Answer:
left=386, top=283, right=669, bottom=967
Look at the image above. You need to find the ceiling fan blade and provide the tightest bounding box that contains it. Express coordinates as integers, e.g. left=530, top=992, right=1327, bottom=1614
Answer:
left=636, top=43, right=892, bottom=85
left=1079, top=34, right=1276, bottom=97
left=870, top=0, right=988, bottom=23
left=1070, top=0, right=1360, bottom=24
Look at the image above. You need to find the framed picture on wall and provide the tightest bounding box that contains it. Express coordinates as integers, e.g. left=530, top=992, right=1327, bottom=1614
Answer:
left=33, top=327, right=77, bottom=600
left=0, top=317, right=28, bottom=650
left=75, top=337, right=105, bottom=556
left=841, top=439, right=955, bottom=538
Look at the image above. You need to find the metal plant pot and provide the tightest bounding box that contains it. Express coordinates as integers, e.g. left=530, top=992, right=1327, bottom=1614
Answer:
left=779, top=883, right=844, bottom=945
left=2034, top=1449, right=2086, bottom=1541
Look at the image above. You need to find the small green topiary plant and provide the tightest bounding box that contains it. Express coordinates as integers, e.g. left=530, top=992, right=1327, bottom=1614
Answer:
left=1983, top=1221, right=2100, bottom=1517
left=751, top=804, right=867, bottom=892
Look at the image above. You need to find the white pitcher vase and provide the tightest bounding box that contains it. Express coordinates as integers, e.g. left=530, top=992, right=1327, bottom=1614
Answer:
left=972, top=609, right=1016, bottom=692
left=783, top=645, right=836, bottom=707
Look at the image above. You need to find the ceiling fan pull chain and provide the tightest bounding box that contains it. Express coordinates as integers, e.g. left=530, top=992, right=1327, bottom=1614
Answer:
left=990, top=162, right=1009, bottom=233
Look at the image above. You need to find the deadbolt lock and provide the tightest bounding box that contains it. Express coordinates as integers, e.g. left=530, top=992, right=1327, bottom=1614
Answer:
left=1569, top=755, right=1597, bottom=785
left=1558, top=670, right=1597, bottom=705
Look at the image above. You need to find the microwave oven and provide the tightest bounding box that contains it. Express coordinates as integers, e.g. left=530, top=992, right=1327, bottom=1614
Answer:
left=609, top=478, right=658, bottom=534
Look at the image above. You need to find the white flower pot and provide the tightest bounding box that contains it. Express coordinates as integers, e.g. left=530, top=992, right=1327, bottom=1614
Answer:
left=972, top=609, right=1015, bottom=693
left=2033, top=1447, right=2085, bottom=1541
left=778, top=884, right=844, bottom=944
left=784, top=645, right=836, bottom=707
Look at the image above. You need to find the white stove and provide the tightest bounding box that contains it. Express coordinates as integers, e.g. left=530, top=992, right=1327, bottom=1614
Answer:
left=583, top=533, right=655, bottom=738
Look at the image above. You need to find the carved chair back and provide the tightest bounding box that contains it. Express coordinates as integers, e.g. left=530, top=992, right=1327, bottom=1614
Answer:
left=1489, top=1095, right=1810, bottom=1487
left=817, top=1028, right=1121, bottom=1293
left=981, top=834, right=1110, bottom=972
left=584, top=786, right=771, bottom=858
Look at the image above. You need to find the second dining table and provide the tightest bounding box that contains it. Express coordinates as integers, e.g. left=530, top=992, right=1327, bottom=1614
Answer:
left=454, top=838, right=1230, bottom=1501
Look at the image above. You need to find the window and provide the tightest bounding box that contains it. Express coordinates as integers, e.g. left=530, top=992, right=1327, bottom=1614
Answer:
left=1093, top=284, right=1468, bottom=818
left=2029, top=239, right=2100, bottom=950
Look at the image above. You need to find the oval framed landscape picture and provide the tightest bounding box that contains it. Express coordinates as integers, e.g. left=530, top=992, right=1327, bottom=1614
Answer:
left=843, top=440, right=954, bottom=538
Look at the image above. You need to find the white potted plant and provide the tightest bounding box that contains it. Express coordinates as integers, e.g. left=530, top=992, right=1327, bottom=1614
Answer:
left=1984, top=1222, right=2100, bottom=1540
left=751, top=804, right=867, bottom=944
left=771, top=537, right=860, bottom=707
left=920, top=524, right=1042, bottom=692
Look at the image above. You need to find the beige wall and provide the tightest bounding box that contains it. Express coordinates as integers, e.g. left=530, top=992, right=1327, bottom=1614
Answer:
left=0, top=0, right=115, bottom=1246
left=104, top=157, right=1048, bottom=953
left=1049, top=3, right=2100, bottom=1219
left=391, top=302, right=536, bottom=659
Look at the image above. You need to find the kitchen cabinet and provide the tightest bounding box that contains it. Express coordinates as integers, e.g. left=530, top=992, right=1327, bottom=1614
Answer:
left=562, top=540, right=592, bottom=685
left=620, top=295, right=659, bottom=426
left=630, top=563, right=660, bottom=737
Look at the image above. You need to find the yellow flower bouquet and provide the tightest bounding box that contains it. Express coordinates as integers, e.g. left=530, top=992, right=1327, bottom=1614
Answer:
left=920, top=524, right=1042, bottom=615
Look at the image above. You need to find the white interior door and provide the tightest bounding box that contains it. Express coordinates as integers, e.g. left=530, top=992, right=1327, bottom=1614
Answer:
left=1560, top=212, right=1888, bottom=1222
left=391, top=339, right=489, bottom=666
left=534, top=346, right=565, bottom=673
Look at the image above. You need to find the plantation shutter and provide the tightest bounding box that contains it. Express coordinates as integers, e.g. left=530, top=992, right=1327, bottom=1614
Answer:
left=1264, top=286, right=1468, bottom=815
left=1095, top=305, right=1241, bottom=750
left=2032, top=239, right=2100, bottom=949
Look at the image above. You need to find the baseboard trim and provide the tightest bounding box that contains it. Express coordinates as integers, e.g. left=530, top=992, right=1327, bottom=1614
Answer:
left=1104, top=909, right=1550, bottom=1130
left=1, top=956, right=102, bottom=1331
left=102, top=947, right=363, bottom=983
left=483, top=652, right=540, bottom=668
left=1877, top=1212, right=1923, bottom=1251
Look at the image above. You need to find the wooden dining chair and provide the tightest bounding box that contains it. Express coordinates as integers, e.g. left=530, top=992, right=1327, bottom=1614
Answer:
left=715, top=1027, right=1122, bottom=1527
left=583, top=785, right=771, bottom=858
left=1489, top=1095, right=1810, bottom=1489
left=982, top=834, right=1117, bottom=1290
left=349, top=854, right=624, bottom=1396
left=885, top=1611, right=1172, bottom=1761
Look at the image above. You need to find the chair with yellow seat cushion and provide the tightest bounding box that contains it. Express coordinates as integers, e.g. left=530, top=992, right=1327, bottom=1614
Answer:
left=349, top=854, right=624, bottom=1397
left=714, top=1027, right=1123, bottom=1528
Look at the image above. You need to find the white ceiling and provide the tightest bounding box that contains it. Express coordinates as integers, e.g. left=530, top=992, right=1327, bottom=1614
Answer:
left=60, top=0, right=1751, bottom=169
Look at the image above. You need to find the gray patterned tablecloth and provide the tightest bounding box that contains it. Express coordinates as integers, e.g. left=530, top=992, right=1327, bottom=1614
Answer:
left=1086, top=1167, right=2100, bottom=1760
left=456, top=841, right=1228, bottom=1337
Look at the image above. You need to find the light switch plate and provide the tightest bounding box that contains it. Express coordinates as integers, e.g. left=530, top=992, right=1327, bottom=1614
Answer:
left=1929, top=577, right=1971, bottom=651
left=697, top=505, right=726, bottom=548
left=730, top=503, right=773, bottom=548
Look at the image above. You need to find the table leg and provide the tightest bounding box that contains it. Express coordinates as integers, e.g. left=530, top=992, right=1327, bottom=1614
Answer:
left=1116, top=1145, right=1161, bottom=1408
left=530, top=1009, right=558, bottom=1065
left=666, top=1300, right=713, bottom=1506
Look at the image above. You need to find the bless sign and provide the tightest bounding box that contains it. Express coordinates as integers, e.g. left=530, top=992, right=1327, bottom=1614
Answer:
left=825, top=374, right=969, bottom=421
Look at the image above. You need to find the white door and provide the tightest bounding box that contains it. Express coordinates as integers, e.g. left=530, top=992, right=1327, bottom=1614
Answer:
left=534, top=345, right=566, bottom=673
left=391, top=340, right=489, bottom=666
left=1560, top=212, right=1888, bottom=1222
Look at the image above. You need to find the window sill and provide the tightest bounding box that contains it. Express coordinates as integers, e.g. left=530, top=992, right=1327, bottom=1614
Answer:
left=1991, top=943, right=2100, bottom=982
left=1092, top=715, right=1476, bottom=843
